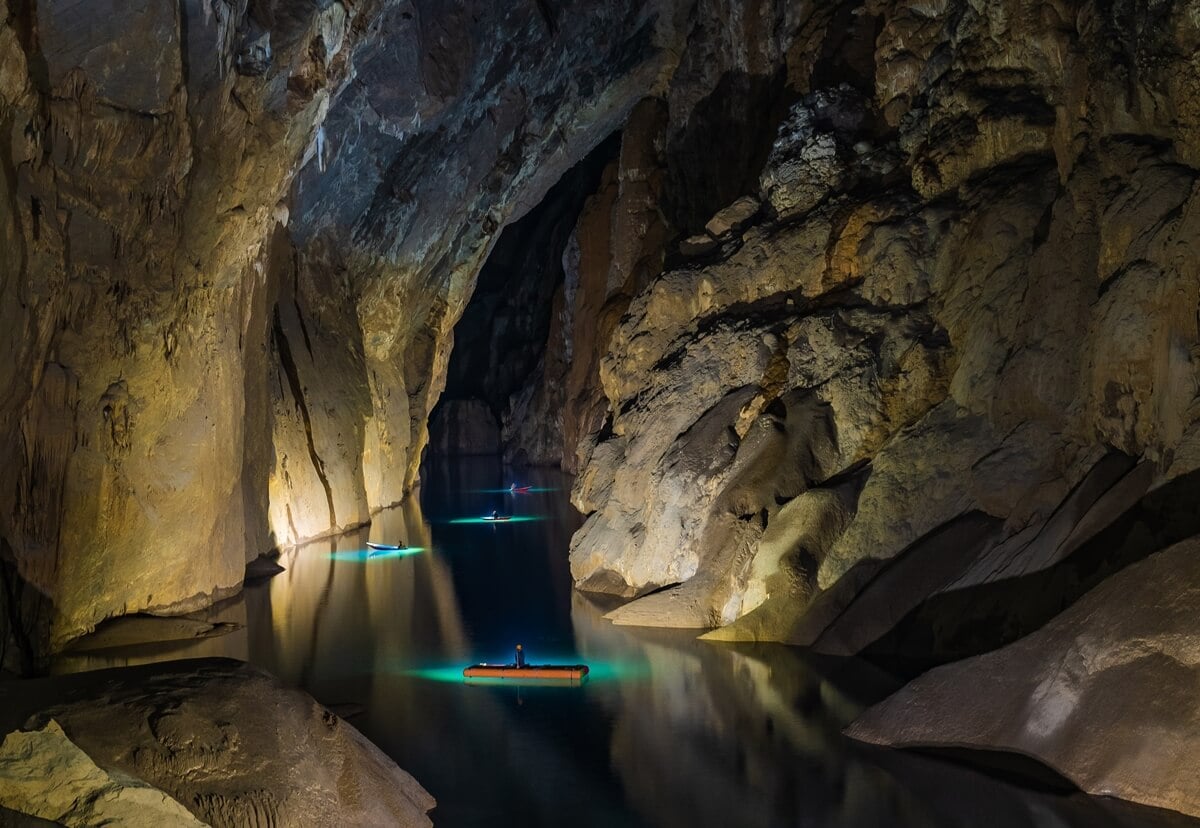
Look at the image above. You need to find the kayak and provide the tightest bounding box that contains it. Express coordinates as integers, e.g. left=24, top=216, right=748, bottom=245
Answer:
left=481, top=515, right=511, bottom=522
left=366, top=541, right=406, bottom=551
left=509, top=485, right=532, bottom=494
left=463, top=663, right=589, bottom=680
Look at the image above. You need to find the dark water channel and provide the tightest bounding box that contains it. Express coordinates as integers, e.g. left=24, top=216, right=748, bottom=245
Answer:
left=55, top=458, right=1200, bottom=828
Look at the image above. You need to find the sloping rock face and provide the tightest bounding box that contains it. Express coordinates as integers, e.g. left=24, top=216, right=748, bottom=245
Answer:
left=569, top=594, right=1200, bottom=828
left=0, top=659, right=434, bottom=827
left=847, top=536, right=1200, bottom=819
left=569, top=0, right=1200, bottom=652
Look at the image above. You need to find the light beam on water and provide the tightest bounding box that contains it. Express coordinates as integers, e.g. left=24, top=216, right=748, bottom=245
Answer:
left=325, top=547, right=426, bottom=562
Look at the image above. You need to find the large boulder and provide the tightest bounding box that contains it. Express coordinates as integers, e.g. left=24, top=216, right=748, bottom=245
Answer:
left=0, top=659, right=434, bottom=827
left=0, top=719, right=207, bottom=827
left=847, top=536, right=1200, bottom=819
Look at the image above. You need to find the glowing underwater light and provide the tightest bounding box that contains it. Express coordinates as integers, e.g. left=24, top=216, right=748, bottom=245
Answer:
left=446, top=515, right=545, bottom=525
left=399, top=656, right=649, bottom=684
left=326, top=547, right=426, bottom=562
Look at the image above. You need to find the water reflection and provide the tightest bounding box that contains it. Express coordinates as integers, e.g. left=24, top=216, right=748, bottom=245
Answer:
left=52, top=458, right=1200, bottom=828
left=51, top=596, right=251, bottom=674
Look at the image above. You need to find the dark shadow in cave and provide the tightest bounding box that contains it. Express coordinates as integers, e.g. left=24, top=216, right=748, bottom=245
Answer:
left=0, top=542, right=53, bottom=676
left=426, top=133, right=620, bottom=464
left=858, top=467, right=1200, bottom=677
left=663, top=68, right=791, bottom=235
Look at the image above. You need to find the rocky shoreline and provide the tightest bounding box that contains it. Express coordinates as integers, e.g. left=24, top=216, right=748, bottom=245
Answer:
left=0, top=659, right=433, bottom=827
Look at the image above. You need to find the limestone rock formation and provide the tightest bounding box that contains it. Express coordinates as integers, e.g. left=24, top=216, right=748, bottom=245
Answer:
left=0, top=0, right=704, bottom=659
left=0, top=0, right=390, bottom=658
left=566, top=0, right=1200, bottom=663
left=570, top=594, right=1200, bottom=828
left=0, top=719, right=207, bottom=827
left=847, top=536, right=1200, bottom=820
left=427, top=399, right=502, bottom=457
left=0, top=659, right=434, bottom=827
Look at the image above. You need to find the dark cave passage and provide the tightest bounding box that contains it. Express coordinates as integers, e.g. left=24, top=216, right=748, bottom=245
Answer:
left=428, top=134, right=620, bottom=467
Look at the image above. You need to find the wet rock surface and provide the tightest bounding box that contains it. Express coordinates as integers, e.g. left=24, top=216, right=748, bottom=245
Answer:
left=0, top=658, right=434, bottom=827
left=571, top=594, right=1200, bottom=828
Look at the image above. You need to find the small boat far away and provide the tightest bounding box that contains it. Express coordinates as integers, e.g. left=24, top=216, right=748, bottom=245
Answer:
left=480, top=514, right=511, bottom=522
left=509, top=484, right=532, bottom=494
left=366, top=541, right=407, bottom=551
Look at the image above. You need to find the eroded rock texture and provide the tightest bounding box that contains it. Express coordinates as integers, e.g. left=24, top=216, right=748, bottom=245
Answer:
left=0, top=0, right=384, bottom=658
left=568, top=0, right=1200, bottom=657
left=0, top=659, right=434, bottom=827
left=0, top=719, right=207, bottom=827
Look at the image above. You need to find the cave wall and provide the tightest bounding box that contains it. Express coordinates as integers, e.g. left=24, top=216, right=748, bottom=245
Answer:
left=0, top=0, right=806, bottom=662
left=567, top=0, right=1200, bottom=658
left=0, top=0, right=370, bottom=658
left=4, top=0, right=1197, bottom=691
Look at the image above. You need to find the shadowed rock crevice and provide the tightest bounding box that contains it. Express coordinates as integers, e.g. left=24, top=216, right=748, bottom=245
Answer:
left=272, top=308, right=337, bottom=532
left=862, top=466, right=1200, bottom=672
left=664, top=68, right=792, bottom=234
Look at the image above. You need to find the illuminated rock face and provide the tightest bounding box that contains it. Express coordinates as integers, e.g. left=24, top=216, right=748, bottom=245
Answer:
left=0, top=0, right=367, bottom=657
left=568, top=0, right=1200, bottom=650
left=0, top=0, right=686, bottom=658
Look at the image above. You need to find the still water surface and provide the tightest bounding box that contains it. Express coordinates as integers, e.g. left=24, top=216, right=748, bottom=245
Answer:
left=56, top=458, right=1199, bottom=828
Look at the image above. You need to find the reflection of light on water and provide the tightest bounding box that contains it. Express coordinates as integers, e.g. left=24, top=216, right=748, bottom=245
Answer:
left=464, top=676, right=588, bottom=688
left=398, top=656, right=650, bottom=684
left=401, top=665, right=470, bottom=683
left=445, top=515, right=546, bottom=524
left=326, top=547, right=425, bottom=562
left=470, top=487, right=561, bottom=494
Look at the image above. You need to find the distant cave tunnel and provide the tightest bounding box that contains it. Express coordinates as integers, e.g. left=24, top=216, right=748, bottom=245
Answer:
left=427, top=134, right=621, bottom=468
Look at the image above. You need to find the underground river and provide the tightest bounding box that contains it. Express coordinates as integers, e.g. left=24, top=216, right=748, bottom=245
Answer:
left=53, top=458, right=1200, bottom=828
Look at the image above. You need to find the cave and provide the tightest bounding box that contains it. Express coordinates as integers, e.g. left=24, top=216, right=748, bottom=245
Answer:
left=3, top=2, right=1200, bottom=827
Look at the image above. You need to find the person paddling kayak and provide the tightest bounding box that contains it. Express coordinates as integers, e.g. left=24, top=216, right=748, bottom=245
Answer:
left=516, top=643, right=526, bottom=668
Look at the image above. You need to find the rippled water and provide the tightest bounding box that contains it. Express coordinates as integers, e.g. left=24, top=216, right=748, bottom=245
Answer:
left=54, top=458, right=1200, bottom=828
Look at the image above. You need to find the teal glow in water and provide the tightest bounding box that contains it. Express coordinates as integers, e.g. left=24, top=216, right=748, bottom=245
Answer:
left=326, top=547, right=425, bottom=562
left=402, top=665, right=470, bottom=683
left=471, top=487, right=560, bottom=493
left=399, top=657, right=647, bottom=684
left=463, top=676, right=587, bottom=687
left=446, top=515, right=544, bottom=524
left=65, top=457, right=1122, bottom=828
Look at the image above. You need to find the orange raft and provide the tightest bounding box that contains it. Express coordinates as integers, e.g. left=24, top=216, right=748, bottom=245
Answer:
left=462, top=663, right=589, bottom=680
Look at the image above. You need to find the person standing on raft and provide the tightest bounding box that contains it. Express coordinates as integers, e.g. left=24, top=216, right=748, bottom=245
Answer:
left=515, top=644, right=526, bottom=668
